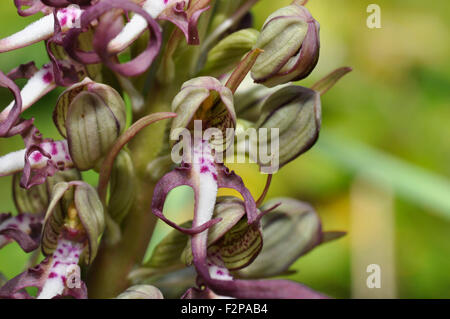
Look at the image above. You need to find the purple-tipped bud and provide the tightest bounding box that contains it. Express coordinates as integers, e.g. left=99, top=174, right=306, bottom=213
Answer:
left=251, top=1, right=320, bottom=87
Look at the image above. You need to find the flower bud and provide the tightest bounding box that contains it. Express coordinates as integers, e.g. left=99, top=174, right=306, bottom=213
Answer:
left=255, top=85, right=321, bottom=172
left=251, top=2, right=320, bottom=87
left=181, top=197, right=262, bottom=271
left=236, top=197, right=322, bottom=279
left=171, top=77, right=235, bottom=133
left=201, top=29, right=259, bottom=77
left=137, top=197, right=260, bottom=275
left=116, top=285, right=164, bottom=299
left=12, top=168, right=81, bottom=215
left=53, top=78, right=126, bottom=170
left=42, top=181, right=105, bottom=264
left=170, top=76, right=236, bottom=151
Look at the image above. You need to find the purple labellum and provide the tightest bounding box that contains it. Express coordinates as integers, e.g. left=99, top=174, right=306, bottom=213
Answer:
left=0, top=139, right=73, bottom=188
left=0, top=64, right=57, bottom=125
left=37, top=238, right=84, bottom=299
left=14, top=0, right=50, bottom=17
left=152, top=139, right=258, bottom=236
left=158, top=1, right=211, bottom=45
left=0, top=71, right=23, bottom=137
left=20, top=140, right=73, bottom=188
left=0, top=239, right=87, bottom=299
left=64, top=0, right=162, bottom=77
left=0, top=212, right=42, bottom=252
left=7, top=62, right=39, bottom=81
left=190, top=238, right=328, bottom=299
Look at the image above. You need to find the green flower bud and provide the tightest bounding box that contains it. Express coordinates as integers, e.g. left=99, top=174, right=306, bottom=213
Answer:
left=170, top=76, right=236, bottom=151
left=12, top=169, right=81, bottom=215
left=201, top=29, right=259, bottom=77
left=234, top=74, right=289, bottom=121
left=107, top=150, right=136, bottom=225
left=116, top=285, right=164, bottom=299
left=53, top=77, right=127, bottom=171
left=42, top=181, right=105, bottom=265
left=255, top=85, right=321, bottom=172
left=181, top=197, right=262, bottom=271
left=235, top=197, right=322, bottom=279
left=251, top=2, right=320, bottom=87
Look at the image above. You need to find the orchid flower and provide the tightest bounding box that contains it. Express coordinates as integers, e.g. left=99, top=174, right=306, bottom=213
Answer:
left=0, top=181, right=104, bottom=299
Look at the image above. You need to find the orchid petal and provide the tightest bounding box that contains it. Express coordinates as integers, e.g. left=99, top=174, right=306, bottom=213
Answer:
left=37, top=238, right=84, bottom=299
left=152, top=165, right=222, bottom=235
left=7, top=62, right=39, bottom=81
left=0, top=5, right=82, bottom=53
left=108, top=0, right=169, bottom=53
left=14, top=0, right=49, bottom=17
left=158, top=1, right=211, bottom=45
left=0, top=71, right=22, bottom=137
left=0, top=212, right=42, bottom=252
left=0, top=140, right=73, bottom=180
left=64, top=0, right=162, bottom=77
left=0, top=239, right=87, bottom=299
left=0, top=65, right=56, bottom=123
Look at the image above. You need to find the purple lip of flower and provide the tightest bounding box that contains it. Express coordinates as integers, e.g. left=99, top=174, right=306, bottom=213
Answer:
left=152, top=138, right=328, bottom=299
left=0, top=212, right=42, bottom=253
left=0, top=240, right=87, bottom=299
left=0, top=69, right=73, bottom=189
left=152, top=138, right=258, bottom=236
left=14, top=0, right=49, bottom=17
left=63, top=0, right=163, bottom=77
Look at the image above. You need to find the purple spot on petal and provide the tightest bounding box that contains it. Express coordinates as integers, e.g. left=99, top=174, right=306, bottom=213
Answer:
left=32, top=152, right=43, bottom=162
left=60, top=16, right=67, bottom=26
left=51, top=142, right=58, bottom=155
left=58, top=249, right=63, bottom=254
left=43, top=72, right=53, bottom=84
left=48, top=272, right=58, bottom=278
left=200, top=166, right=209, bottom=173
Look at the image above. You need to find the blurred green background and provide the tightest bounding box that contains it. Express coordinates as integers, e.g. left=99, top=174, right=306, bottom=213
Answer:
left=1, top=0, right=449, bottom=298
